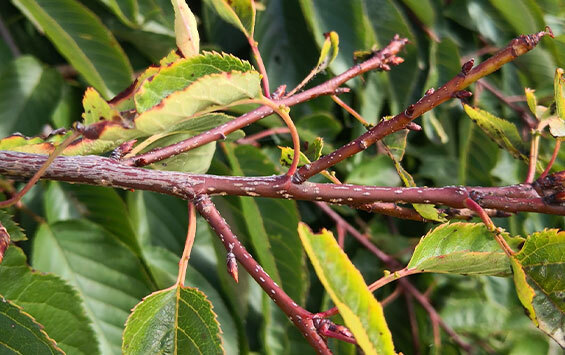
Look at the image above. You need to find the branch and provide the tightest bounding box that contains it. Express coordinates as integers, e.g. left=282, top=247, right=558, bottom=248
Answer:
left=193, top=195, right=331, bottom=354
left=291, top=29, right=553, bottom=183
left=1, top=152, right=564, bottom=217
left=122, top=35, right=408, bottom=167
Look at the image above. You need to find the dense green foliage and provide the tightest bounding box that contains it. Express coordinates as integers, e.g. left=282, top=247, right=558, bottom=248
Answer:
left=0, top=0, right=564, bottom=354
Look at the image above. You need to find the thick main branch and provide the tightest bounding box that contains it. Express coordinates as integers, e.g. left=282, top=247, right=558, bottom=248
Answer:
left=1, top=152, right=563, bottom=216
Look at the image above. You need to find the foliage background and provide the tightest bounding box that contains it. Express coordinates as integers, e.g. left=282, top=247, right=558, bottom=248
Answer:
left=0, top=0, right=564, bottom=353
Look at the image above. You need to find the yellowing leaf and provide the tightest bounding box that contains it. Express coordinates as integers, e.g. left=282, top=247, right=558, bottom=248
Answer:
left=298, top=223, right=395, bottom=355
left=525, top=88, right=537, bottom=116
left=511, top=229, right=565, bottom=346
left=171, top=0, right=200, bottom=57
left=316, top=31, right=339, bottom=72
left=463, top=104, right=528, bottom=161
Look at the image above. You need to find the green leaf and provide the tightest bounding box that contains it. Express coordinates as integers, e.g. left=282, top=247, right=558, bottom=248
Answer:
left=171, top=0, right=199, bottom=57
left=408, top=223, right=523, bottom=276
left=0, top=296, right=64, bottom=354
left=511, top=229, right=565, bottom=346
left=0, top=56, right=62, bottom=137
left=122, top=286, right=223, bottom=355
left=298, top=223, right=395, bottom=355
left=223, top=143, right=282, bottom=286
left=138, top=246, right=239, bottom=354
left=0, top=246, right=99, bottom=355
left=363, top=0, right=418, bottom=109
left=12, top=0, right=133, bottom=99
left=203, top=0, right=256, bottom=37
left=463, top=104, right=529, bottom=162
left=0, top=210, right=26, bottom=242
left=345, top=155, right=400, bottom=187
left=95, top=0, right=138, bottom=27
left=32, top=220, right=153, bottom=355
left=44, top=182, right=141, bottom=255
left=458, top=118, right=499, bottom=186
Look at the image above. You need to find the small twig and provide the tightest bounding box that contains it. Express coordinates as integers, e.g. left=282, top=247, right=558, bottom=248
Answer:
left=380, top=285, right=403, bottom=307
left=293, top=29, right=552, bottom=183
left=252, top=98, right=300, bottom=177
left=399, top=280, right=472, bottom=353
left=123, top=35, right=407, bottom=168
left=0, top=131, right=80, bottom=208
left=236, top=127, right=291, bottom=146
left=405, top=293, right=421, bottom=355
left=248, top=37, right=271, bottom=98
left=540, top=139, right=562, bottom=178
left=336, top=223, right=346, bottom=249
left=176, top=202, right=196, bottom=286
left=331, top=95, right=371, bottom=126
left=464, top=198, right=515, bottom=256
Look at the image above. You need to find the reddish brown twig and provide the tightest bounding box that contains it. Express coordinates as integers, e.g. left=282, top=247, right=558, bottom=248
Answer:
left=292, top=29, right=552, bottom=183
left=236, top=127, right=291, bottom=146
left=123, top=35, right=408, bottom=167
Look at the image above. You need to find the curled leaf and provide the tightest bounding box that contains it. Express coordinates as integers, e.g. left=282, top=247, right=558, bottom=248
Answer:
left=316, top=31, right=339, bottom=72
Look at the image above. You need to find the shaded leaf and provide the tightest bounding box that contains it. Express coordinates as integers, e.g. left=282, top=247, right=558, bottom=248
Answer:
left=44, top=182, right=141, bottom=255
left=408, top=223, right=523, bottom=276
left=0, top=56, right=62, bottom=137
left=0, top=296, right=63, bottom=354
left=171, top=0, right=199, bottom=57
left=122, top=286, right=223, bottom=354
left=298, top=223, right=395, bottom=355
left=511, top=229, right=565, bottom=346
left=299, top=0, right=375, bottom=76
left=13, top=0, right=133, bottom=98
left=32, top=220, right=153, bottom=355
left=0, top=246, right=99, bottom=355
left=204, top=0, right=256, bottom=37
left=95, top=0, right=138, bottom=27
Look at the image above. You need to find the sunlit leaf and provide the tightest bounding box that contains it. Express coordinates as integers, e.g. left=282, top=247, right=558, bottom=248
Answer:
left=298, top=223, right=395, bottom=355
left=525, top=88, right=538, bottom=116
left=316, top=31, right=339, bottom=72
left=511, top=229, right=565, bottom=346
left=408, top=223, right=522, bottom=276
left=122, top=286, right=223, bottom=354
left=0, top=246, right=99, bottom=355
